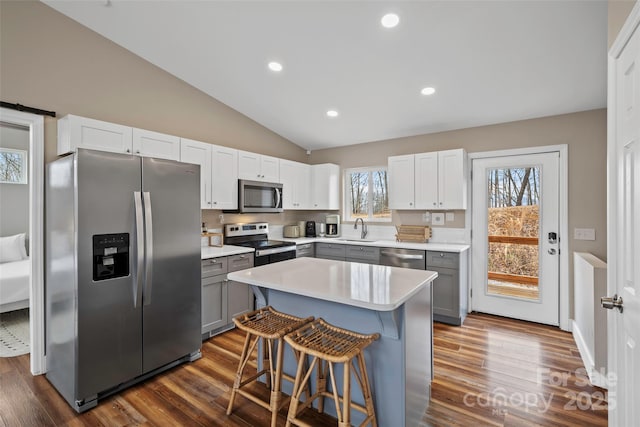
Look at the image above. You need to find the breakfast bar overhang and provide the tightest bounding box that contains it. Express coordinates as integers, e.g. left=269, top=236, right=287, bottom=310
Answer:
left=227, top=257, right=438, bottom=426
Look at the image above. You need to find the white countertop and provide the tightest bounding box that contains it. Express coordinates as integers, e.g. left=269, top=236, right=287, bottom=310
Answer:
left=227, top=257, right=438, bottom=311
left=201, top=245, right=254, bottom=259
left=280, top=236, right=470, bottom=253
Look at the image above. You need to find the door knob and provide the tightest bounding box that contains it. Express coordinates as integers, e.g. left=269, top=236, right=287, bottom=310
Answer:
left=548, top=248, right=557, bottom=255
left=601, top=294, right=623, bottom=313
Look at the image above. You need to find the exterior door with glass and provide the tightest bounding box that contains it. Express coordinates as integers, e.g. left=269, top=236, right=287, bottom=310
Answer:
left=471, top=152, right=559, bottom=325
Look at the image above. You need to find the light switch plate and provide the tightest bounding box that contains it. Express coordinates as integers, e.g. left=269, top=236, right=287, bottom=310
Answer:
left=445, top=212, right=455, bottom=222
left=574, top=228, right=596, bottom=240
left=432, top=212, right=445, bottom=226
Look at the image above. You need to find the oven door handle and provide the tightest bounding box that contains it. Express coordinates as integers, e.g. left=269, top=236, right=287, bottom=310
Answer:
left=255, top=246, right=296, bottom=257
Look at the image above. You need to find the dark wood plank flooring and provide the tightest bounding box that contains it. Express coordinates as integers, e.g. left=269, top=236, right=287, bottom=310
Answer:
left=0, top=313, right=607, bottom=426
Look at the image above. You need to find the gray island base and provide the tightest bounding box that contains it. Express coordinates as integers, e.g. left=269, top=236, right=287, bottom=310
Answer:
left=227, top=257, right=437, bottom=426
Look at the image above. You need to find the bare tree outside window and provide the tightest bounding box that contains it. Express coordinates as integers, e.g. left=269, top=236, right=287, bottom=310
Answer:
left=0, top=148, right=27, bottom=184
left=345, top=167, right=390, bottom=221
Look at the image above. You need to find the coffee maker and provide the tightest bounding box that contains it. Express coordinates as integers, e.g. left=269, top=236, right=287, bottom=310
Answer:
left=305, top=221, right=317, bottom=237
left=325, top=215, right=340, bottom=237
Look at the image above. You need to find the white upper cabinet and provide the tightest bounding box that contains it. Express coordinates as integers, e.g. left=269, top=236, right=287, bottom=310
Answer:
left=132, top=128, right=180, bottom=160
left=388, top=154, right=415, bottom=209
left=180, top=138, right=212, bottom=209
left=414, top=152, right=439, bottom=209
left=436, top=149, right=467, bottom=209
left=210, top=145, right=238, bottom=210
left=388, top=148, right=467, bottom=210
left=238, top=150, right=280, bottom=182
left=181, top=138, right=238, bottom=210
left=279, top=159, right=311, bottom=210
left=311, top=163, right=340, bottom=210
left=57, top=114, right=133, bottom=155
left=58, top=114, right=179, bottom=161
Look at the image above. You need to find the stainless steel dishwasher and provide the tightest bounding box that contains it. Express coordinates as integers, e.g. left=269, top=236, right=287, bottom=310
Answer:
left=379, top=248, right=426, bottom=270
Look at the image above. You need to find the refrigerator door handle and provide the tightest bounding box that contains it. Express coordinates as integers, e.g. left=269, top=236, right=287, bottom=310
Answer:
left=133, top=191, right=145, bottom=308
left=143, top=191, right=154, bottom=306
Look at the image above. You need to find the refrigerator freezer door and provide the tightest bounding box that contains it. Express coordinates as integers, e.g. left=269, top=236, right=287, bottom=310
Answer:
left=75, top=149, right=143, bottom=400
left=141, top=157, right=201, bottom=372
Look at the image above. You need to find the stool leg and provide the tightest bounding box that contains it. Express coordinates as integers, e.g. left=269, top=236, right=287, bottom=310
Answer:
left=264, top=337, right=272, bottom=389
left=339, top=360, right=351, bottom=427
left=327, top=362, right=343, bottom=425
left=227, top=331, right=252, bottom=415
left=286, top=350, right=308, bottom=427
left=317, top=359, right=326, bottom=414
left=269, top=338, right=284, bottom=427
left=357, top=353, right=377, bottom=427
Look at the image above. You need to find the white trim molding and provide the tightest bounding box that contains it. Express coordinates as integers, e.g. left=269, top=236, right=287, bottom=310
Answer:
left=0, top=107, right=46, bottom=375
left=467, top=144, right=570, bottom=330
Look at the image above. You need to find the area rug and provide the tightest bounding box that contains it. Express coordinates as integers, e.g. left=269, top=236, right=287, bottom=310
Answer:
left=0, top=308, right=30, bottom=357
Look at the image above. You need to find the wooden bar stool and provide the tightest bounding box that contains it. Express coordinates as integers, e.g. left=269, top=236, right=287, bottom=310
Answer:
left=227, top=306, right=313, bottom=427
left=284, top=318, right=380, bottom=427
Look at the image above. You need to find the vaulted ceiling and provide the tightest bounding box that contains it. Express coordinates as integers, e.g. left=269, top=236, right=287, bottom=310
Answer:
left=43, top=1, right=607, bottom=151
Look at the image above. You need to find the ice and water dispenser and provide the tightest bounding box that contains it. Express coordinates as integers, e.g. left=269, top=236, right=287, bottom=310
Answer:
left=92, top=233, right=129, bottom=281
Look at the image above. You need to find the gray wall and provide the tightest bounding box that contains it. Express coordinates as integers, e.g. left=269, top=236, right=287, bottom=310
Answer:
left=0, top=123, right=30, bottom=241
left=608, top=0, right=637, bottom=48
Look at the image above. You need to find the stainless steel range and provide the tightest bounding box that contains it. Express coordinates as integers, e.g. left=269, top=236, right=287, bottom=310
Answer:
left=224, top=223, right=296, bottom=266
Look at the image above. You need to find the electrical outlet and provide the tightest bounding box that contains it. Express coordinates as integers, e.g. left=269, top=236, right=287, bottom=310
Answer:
left=574, top=228, right=595, bottom=240
left=422, top=212, right=431, bottom=222
left=219, top=214, right=224, bottom=224
left=445, top=212, right=455, bottom=222
left=432, top=212, right=445, bottom=226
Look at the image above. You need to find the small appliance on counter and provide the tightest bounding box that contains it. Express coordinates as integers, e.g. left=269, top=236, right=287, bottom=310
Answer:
left=326, top=214, right=341, bottom=237
left=283, top=225, right=300, bottom=238
left=305, top=221, right=316, bottom=237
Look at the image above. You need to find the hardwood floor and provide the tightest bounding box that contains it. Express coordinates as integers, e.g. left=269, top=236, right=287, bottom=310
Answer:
left=0, top=313, right=607, bottom=426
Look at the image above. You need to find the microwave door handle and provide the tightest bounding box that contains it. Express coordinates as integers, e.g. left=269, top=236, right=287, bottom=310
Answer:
left=274, top=187, right=281, bottom=208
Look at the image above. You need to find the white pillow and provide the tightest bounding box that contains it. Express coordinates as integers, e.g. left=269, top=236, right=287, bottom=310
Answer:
left=0, top=233, right=28, bottom=263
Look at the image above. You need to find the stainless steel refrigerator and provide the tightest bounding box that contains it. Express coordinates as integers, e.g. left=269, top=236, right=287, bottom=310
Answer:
left=45, top=148, right=202, bottom=412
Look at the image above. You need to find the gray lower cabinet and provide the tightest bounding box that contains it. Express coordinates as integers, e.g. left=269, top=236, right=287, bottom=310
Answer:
left=427, top=251, right=468, bottom=326
left=345, top=245, right=380, bottom=264
left=315, top=242, right=346, bottom=260
left=201, top=253, right=254, bottom=338
left=316, top=243, right=380, bottom=264
left=296, top=243, right=315, bottom=258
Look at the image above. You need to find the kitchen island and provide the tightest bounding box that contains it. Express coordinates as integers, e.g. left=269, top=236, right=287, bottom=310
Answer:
left=227, top=257, right=437, bottom=426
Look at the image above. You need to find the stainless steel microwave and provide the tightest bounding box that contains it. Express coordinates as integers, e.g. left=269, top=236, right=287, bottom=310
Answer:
left=237, top=179, right=283, bottom=213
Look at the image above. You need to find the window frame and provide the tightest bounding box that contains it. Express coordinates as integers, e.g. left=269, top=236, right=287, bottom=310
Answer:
left=343, top=166, right=391, bottom=223
left=0, top=148, right=28, bottom=185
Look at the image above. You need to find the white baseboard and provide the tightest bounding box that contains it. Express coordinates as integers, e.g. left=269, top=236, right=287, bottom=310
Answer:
left=572, top=320, right=608, bottom=389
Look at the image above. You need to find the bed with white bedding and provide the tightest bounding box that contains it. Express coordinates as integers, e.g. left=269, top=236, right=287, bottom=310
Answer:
left=0, top=258, right=30, bottom=313
left=0, top=233, right=30, bottom=313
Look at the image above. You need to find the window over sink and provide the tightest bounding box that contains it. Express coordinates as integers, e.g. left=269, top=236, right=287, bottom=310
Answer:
left=344, top=167, right=391, bottom=222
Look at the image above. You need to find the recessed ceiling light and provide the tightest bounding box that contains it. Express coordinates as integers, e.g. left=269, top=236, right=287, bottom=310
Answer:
left=326, top=110, right=339, bottom=118
left=381, top=13, right=400, bottom=28
left=421, top=87, right=436, bottom=96
left=268, top=61, right=283, bottom=72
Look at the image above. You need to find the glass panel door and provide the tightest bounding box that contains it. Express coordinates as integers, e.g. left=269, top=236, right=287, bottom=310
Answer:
left=486, top=167, right=540, bottom=300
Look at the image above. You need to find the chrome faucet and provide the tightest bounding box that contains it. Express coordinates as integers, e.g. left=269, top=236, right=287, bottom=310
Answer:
left=354, top=218, right=368, bottom=239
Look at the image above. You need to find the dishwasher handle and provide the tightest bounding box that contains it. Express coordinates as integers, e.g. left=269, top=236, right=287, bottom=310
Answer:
left=380, top=250, right=424, bottom=260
